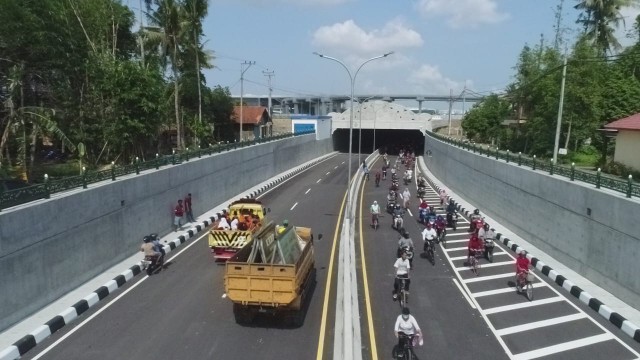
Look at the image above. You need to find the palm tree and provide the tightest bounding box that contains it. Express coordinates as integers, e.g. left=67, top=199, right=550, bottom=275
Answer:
left=146, top=0, right=184, bottom=149
left=575, top=0, right=640, bottom=54
left=182, top=0, right=210, bottom=146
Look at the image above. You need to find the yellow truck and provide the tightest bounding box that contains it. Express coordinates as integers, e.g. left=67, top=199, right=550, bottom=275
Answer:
left=224, top=221, right=319, bottom=326
left=208, top=199, right=268, bottom=261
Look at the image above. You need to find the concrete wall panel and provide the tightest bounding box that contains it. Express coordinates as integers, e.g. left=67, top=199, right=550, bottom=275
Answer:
left=425, top=135, right=640, bottom=308
left=0, top=135, right=333, bottom=331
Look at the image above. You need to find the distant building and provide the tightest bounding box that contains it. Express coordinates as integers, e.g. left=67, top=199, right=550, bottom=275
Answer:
left=232, top=106, right=272, bottom=140
left=604, top=113, right=640, bottom=170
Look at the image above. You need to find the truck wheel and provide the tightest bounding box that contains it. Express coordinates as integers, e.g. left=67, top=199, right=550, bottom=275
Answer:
left=233, top=304, right=255, bottom=325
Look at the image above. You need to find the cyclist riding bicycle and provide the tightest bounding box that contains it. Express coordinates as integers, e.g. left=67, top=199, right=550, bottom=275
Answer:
left=515, top=250, right=531, bottom=292
left=467, top=232, right=484, bottom=264
left=394, top=307, right=423, bottom=355
left=370, top=200, right=380, bottom=226
left=392, top=251, right=411, bottom=299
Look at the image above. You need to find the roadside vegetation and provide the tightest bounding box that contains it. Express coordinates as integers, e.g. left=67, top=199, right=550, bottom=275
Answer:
left=0, top=0, right=236, bottom=183
left=462, top=0, right=640, bottom=176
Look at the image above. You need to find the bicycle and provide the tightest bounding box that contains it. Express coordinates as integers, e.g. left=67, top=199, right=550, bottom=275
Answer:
left=396, top=276, right=410, bottom=309
left=516, top=271, right=534, bottom=301
left=423, top=239, right=435, bottom=265
left=469, top=249, right=483, bottom=275
left=395, top=332, right=416, bottom=360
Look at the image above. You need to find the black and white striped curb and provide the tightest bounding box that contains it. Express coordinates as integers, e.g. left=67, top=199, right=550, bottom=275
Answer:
left=0, top=152, right=336, bottom=360
left=417, top=163, right=640, bottom=344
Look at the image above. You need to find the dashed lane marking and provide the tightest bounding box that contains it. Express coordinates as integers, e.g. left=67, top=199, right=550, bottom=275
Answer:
left=455, top=260, right=513, bottom=271
left=290, top=202, right=298, bottom=211
left=305, top=188, right=311, bottom=195
left=462, top=273, right=515, bottom=283
left=407, top=209, right=413, bottom=217
left=334, top=166, right=338, bottom=169
left=317, top=179, right=321, bottom=183
left=326, top=172, right=330, bottom=175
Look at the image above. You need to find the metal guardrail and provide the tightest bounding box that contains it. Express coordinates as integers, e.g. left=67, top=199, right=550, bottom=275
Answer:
left=427, top=131, right=639, bottom=199
left=0, top=131, right=315, bottom=211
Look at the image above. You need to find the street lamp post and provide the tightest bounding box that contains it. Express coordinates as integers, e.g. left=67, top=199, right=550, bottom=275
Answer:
left=357, top=96, right=377, bottom=163
left=313, top=52, right=394, bottom=214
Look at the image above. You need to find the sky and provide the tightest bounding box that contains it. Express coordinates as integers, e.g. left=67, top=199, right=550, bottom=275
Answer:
left=168, top=1, right=640, bottom=107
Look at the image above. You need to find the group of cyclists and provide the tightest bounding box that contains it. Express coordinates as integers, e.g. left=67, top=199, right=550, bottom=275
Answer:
left=366, top=149, right=534, bottom=357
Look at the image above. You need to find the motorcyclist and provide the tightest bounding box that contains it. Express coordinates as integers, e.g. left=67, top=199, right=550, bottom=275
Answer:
left=393, top=251, right=411, bottom=299
left=394, top=307, right=423, bottom=354
left=370, top=200, right=380, bottom=226
left=392, top=204, right=405, bottom=230
left=397, top=231, right=415, bottom=260
left=446, top=199, right=456, bottom=214
left=140, top=236, right=162, bottom=266
left=515, top=250, right=531, bottom=292
left=150, top=234, right=166, bottom=263
left=439, top=189, right=447, bottom=206
left=382, top=166, right=388, bottom=180
left=402, top=188, right=411, bottom=209
left=435, top=215, right=446, bottom=239
left=418, top=199, right=429, bottom=210
left=469, top=208, right=483, bottom=232
left=417, top=176, right=426, bottom=188
left=467, top=232, right=484, bottom=264
left=421, top=223, right=437, bottom=251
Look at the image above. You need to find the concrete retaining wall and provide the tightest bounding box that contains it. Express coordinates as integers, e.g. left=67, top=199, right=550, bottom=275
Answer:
left=425, top=134, right=640, bottom=308
left=0, top=135, right=333, bottom=331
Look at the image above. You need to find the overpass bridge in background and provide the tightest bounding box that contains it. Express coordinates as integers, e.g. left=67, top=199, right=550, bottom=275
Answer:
left=234, top=93, right=484, bottom=116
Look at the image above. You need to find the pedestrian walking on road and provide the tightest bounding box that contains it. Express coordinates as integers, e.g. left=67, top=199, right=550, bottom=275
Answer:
left=185, top=193, right=195, bottom=222
left=174, top=199, right=184, bottom=232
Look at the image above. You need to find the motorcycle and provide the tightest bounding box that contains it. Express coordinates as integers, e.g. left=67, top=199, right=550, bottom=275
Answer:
left=435, top=218, right=447, bottom=243
left=418, top=207, right=428, bottom=224
left=392, top=213, right=404, bottom=231
left=403, top=175, right=411, bottom=185
left=446, top=211, right=458, bottom=230
left=484, top=237, right=495, bottom=263
left=387, top=200, right=397, bottom=214
left=417, top=186, right=426, bottom=198
left=469, top=217, right=485, bottom=232
left=398, top=246, right=414, bottom=267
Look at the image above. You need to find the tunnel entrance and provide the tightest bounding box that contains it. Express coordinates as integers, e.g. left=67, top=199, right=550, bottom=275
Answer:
left=332, top=128, right=425, bottom=155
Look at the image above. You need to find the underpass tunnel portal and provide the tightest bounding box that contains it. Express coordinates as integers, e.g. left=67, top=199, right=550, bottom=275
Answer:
left=332, top=129, right=425, bottom=155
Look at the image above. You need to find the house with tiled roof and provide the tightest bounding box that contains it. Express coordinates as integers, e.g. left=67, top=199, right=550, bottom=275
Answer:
left=232, top=106, right=272, bottom=140
left=604, top=113, right=640, bottom=170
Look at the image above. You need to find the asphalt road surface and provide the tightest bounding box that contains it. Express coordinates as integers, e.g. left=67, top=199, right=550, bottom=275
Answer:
left=18, top=153, right=640, bottom=360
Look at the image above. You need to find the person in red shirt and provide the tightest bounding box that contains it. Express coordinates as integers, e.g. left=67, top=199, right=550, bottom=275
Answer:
left=418, top=199, right=429, bottom=210
left=184, top=193, right=195, bottom=222
left=173, top=199, right=184, bottom=232
left=467, top=232, right=484, bottom=264
left=515, top=250, right=531, bottom=291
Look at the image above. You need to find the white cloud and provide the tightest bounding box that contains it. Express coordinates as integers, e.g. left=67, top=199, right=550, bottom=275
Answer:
left=617, top=6, right=640, bottom=46
left=312, top=19, right=423, bottom=56
left=416, top=0, right=508, bottom=28
left=408, top=64, right=470, bottom=94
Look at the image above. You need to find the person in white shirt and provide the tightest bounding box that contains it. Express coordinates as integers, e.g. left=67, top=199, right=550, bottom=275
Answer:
left=230, top=217, right=239, bottom=230
left=421, top=223, right=437, bottom=244
left=393, top=251, right=411, bottom=299
left=217, top=216, right=230, bottom=230
left=402, top=188, right=411, bottom=208
left=394, top=307, right=423, bottom=353
left=370, top=200, right=380, bottom=226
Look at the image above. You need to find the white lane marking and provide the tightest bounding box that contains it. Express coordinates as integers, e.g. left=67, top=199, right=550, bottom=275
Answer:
left=317, top=179, right=322, bottom=183
left=221, top=293, right=227, bottom=298
left=483, top=297, right=564, bottom=315
left=452, top=279, right=476, bottom=309
left=342, top=161, right=345, bottom=164
left=407, top=209, right=413, bottom=217
left=445, top=246, right=468, bottom=252
left=326, top=172, right=330, bottom=175
left=449, top=252, right=509, bottom=261
left=456, top=260, right=513, bottom=271
left=290, top=202, right=298, bottom=211
left=511, top=333, right=614, bottom=360
left=472, top=282, right=547, bottom=298
left=417, top=161, right=640, bottom=359
left=305, top=188, right=311, bottom=195
left=31, top=230, right=207, bottom=360
left=446, top=239, right=473, bottom=244
left=462, top=273, right=515, bottom=283
left=495, top=313, right=587, bottom=336
left=334, top=166, right=338, bottom=169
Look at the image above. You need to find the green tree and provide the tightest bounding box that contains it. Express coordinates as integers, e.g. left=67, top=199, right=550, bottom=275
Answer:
left=574, top=0, right=640, bottom=54
left=462, top=94, right=510, bottom=144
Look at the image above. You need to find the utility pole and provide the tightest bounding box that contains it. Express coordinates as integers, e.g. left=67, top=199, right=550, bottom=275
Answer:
left=447, top=88, right=453, bottom=136
left=239, top=60, right=255, bottom=141
left=553, top=54, right=568, bottom=164
left=462, top=82, right=467, bottom=115
left=139, top=0, right=145, bottom=67
left=263, top=69, right=275, bottom=117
